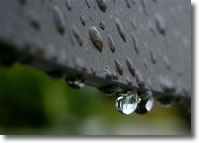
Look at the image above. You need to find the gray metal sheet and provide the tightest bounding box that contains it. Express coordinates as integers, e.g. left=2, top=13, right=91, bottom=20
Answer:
left=0, top=0, right=191, bottom=105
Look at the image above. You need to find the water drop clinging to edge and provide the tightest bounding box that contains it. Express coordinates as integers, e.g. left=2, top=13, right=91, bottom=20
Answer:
left=66, top=79, right=85, bottom=89
left=115, top=90, right=140, bottom=115
left=135, top=91, right=154, bottom=114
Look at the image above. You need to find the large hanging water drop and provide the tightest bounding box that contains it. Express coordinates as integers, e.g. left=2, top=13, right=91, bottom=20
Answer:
left=135, top=91, right=154, bottom=114
left=115, top=90, right=140, bottom=115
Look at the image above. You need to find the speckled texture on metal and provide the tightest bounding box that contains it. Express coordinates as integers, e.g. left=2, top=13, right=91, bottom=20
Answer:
left=0, top=0, right=191, bottom=105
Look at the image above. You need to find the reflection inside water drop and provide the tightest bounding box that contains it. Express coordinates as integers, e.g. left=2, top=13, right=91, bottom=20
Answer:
left=66, top=79, right=85, bottom=89
left=136, top=91, right=154, bottom=114
left=115, top=90, right=140, bottom=115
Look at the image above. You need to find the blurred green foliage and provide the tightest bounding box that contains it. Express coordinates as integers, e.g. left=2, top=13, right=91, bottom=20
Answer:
left=0, top=64, right=191, bottom=135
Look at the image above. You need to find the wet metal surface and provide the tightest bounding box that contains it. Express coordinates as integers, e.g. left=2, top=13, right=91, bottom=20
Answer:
left=0, top=0, right=191, bottom=106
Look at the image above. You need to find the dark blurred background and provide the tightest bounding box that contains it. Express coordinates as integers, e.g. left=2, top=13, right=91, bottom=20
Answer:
left=0, top=64, right=191, bottom=135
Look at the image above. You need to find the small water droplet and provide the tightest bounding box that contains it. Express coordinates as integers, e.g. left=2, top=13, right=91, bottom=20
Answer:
left=89, top=26, right=103, bottom=52
left=27, top=11, right=40, bottom=30
left=163, top=56, right=171, bottom=70
left=135, top=71, right=145, bottom=89
left=72, top=25, right=83, bottom=46
left=126, top=57, right=135, bottom=77
left=66, top=78, right=85, bottom=89
left=143, top=59, right=148, bottom=69
left=52, top=6, right=65, bottom=35
left=115, top=90, right=140, bottom=115
left=96, top=0, right=107, bottom=12
left=104, top=65, right=112, bottom=80
left=155, top=14, right=166, bottom=35
left=126, top=0, right=131, bottom=8
left=150, top=49, right=156, bottom=64
left=108, top=35, right=115, bottom=53
left=114, top=59, right=123, bottom=75
left=130, top=18, right=136, bottom=30
left=148, top=20, right=156, bottom=37
left=89, top=16, right=93, bottom=21
left=80, top=12, right=86, bottom=26
left=115, top=18, right=126, bottom=42
left=135, top=91, right=154, bottom=114
left=159, top=75, right=175, bottom=93
left=85, top=0, right=91, bottom=9
left=65, top=0, right=72, bottom=11
left=131, top=32, right=139, bottom=54
left=99, top=21, right=105, bottom=30
left=141, top=0, right=148, bottom=16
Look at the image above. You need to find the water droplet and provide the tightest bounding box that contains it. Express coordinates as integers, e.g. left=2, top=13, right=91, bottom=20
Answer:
left=72, top=25, right=83, bottom=46
left=159, top=75, right=175, bottom=93
left=115, top=90, right=140, bottom=115
left=155, top=14, right=166, bottom=35
left=80, top=12, right=86, bottom=26
left=126, top=0, right=131, bottom=8
left=148, top=20, right=156, bottom=37
left=163, top=56, right=171, bottom=70
left=136, top=91, right=154, bottom=114
left=27, top=11, right=40, bottom=30
left=89, top=26, right=103, bottom=52
left=96, top=0, right=107, bottom=12
left=99, top=21, right=105, bottom=30
left=141, top=0, right=148, bottom=16
left=135, top=71, right=145, bottom=89
left=143, top=59, right=148, bottom=69
left=114, top=59, right=123, bottom=75
left=131, top=32, right=139, bottom=54
left=66, top=78, right=85, bottom=89
left=85, top=0, right=91, bottom=9
left=104, top=65, right=112, bottom=80
left=89, top=16, right=93, bottom=21
left=108, top=35, right=115, bottom=53
left=126, top=57, right=135, bottom=77
left=65, top=0, right=72, bottom=11
left=115, top=18, right=126, bottom=42
left=130, top=18, right=136, bottom=30
left=52, top=6, right=65, bottom=35
left=150, top=49, right=156, bottom=64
